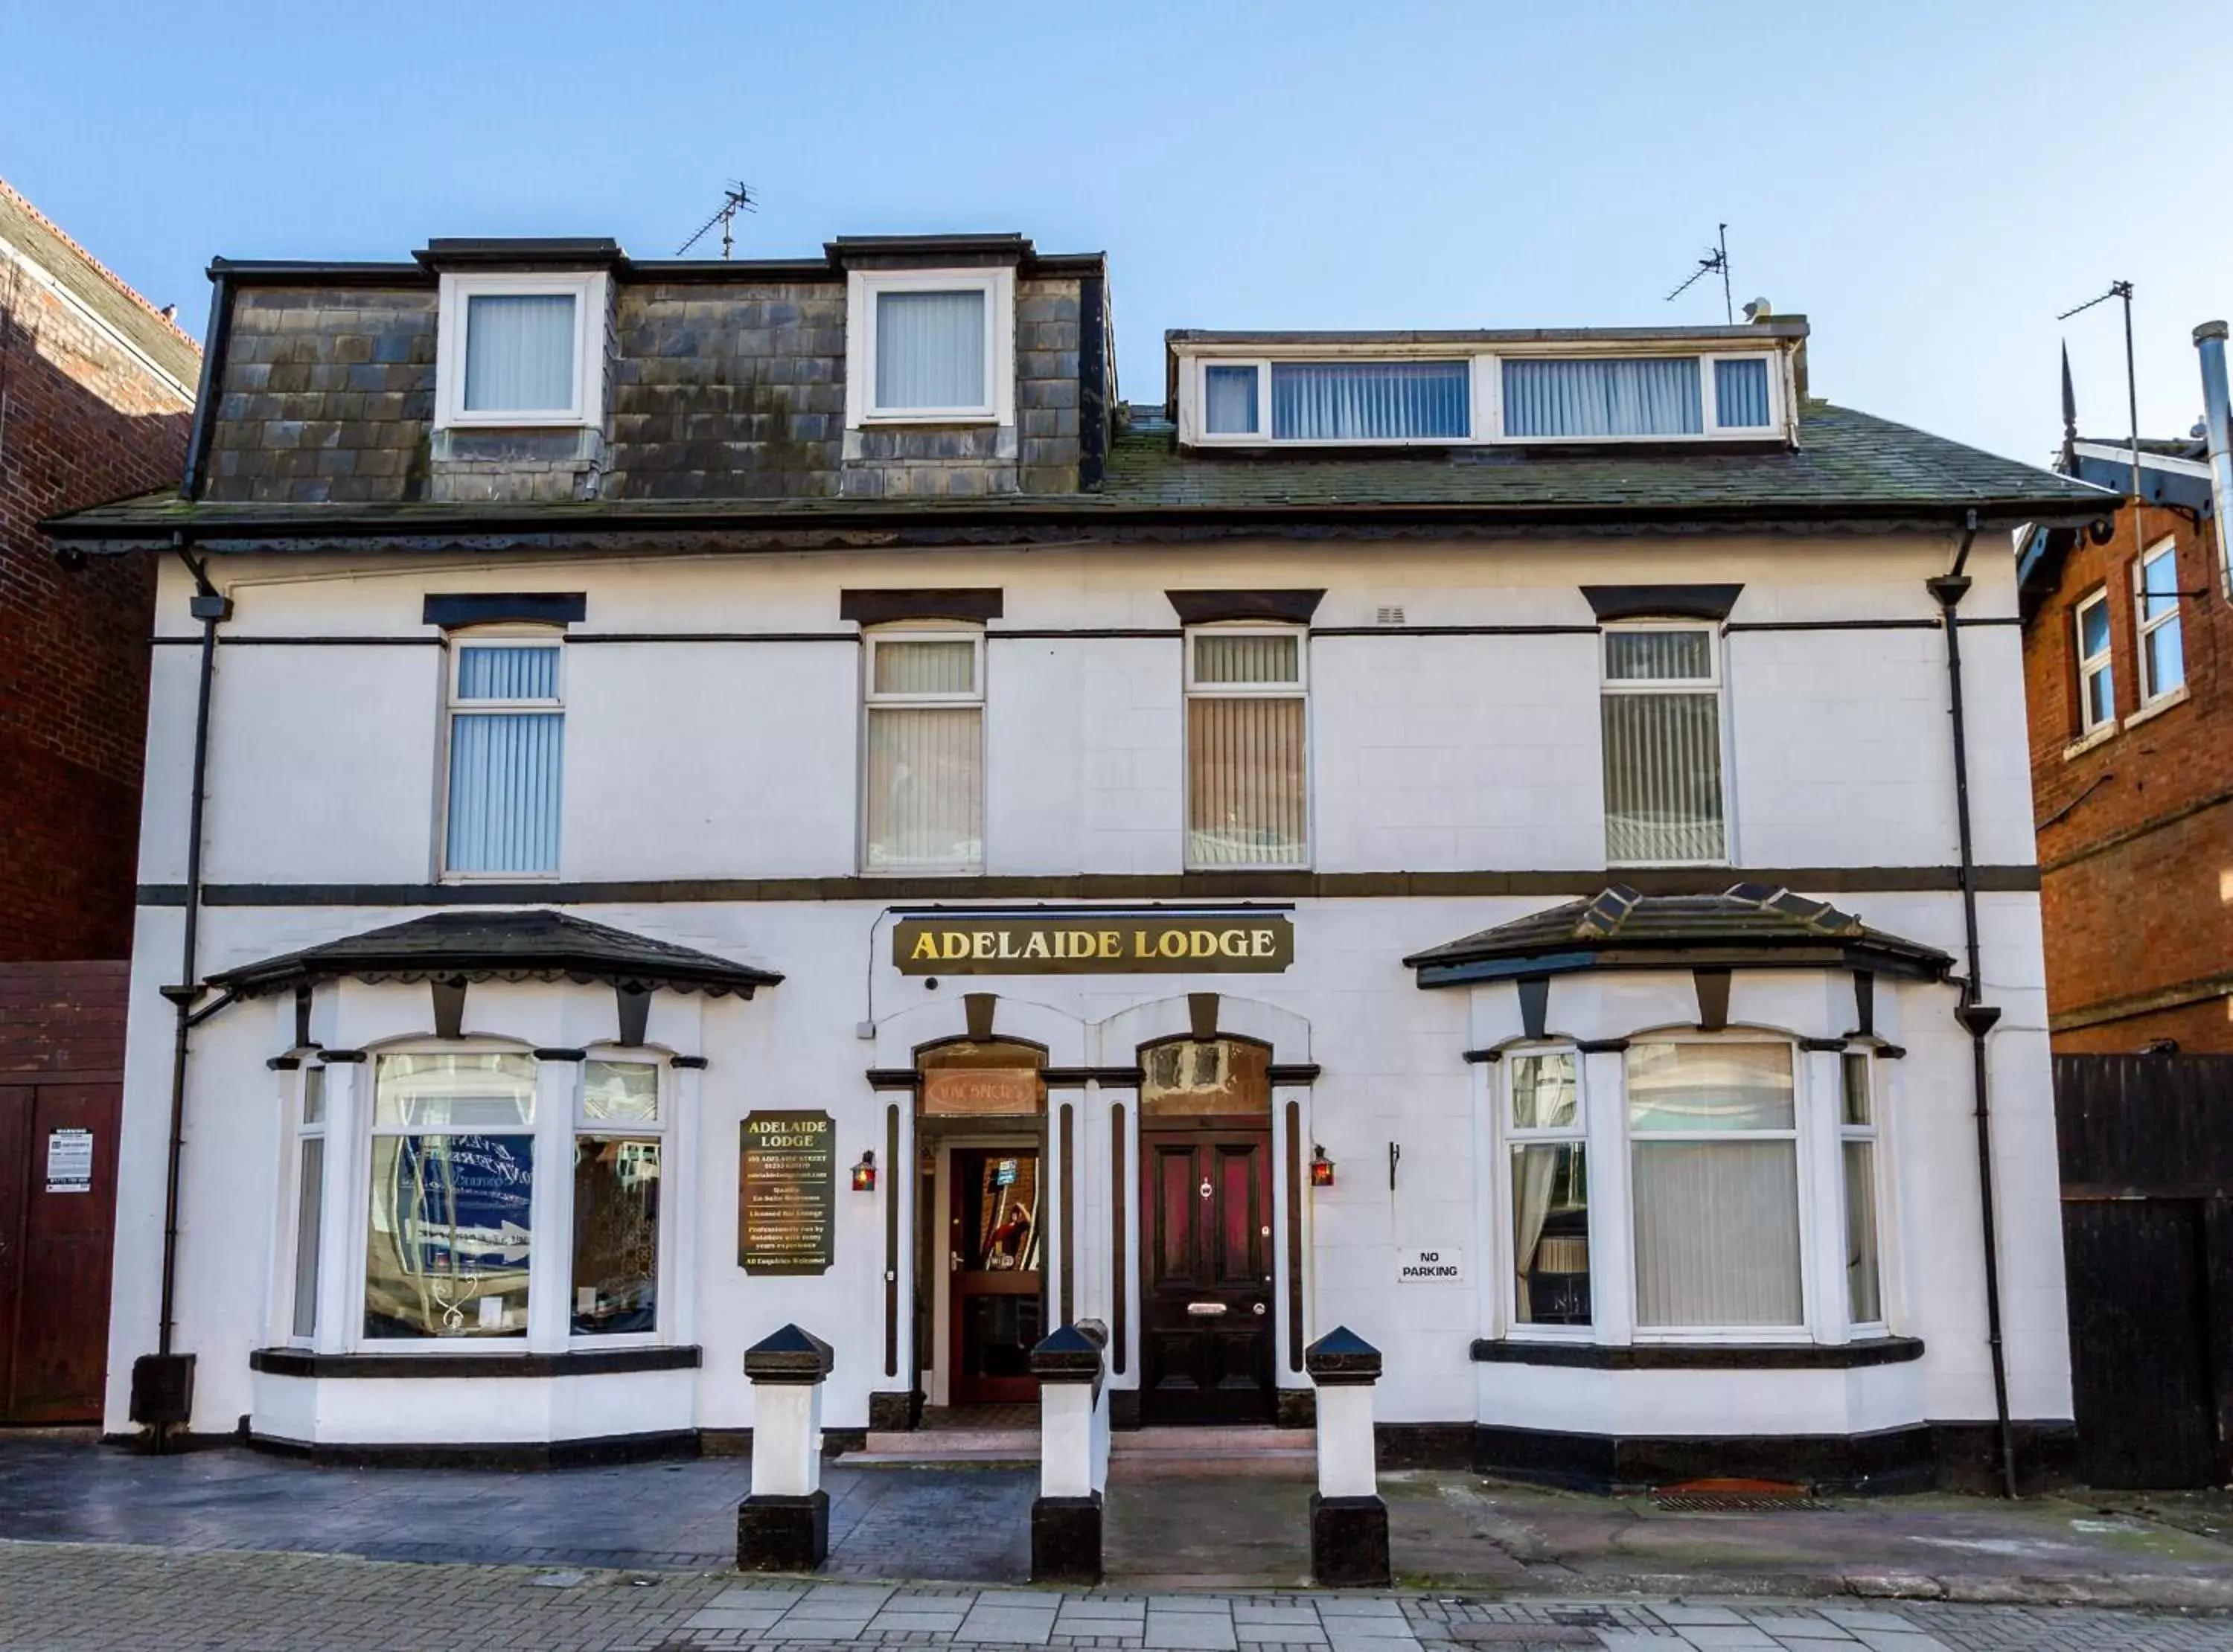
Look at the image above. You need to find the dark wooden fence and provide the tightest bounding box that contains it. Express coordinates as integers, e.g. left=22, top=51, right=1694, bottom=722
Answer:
left=2055, top=1053, right=2233, bottom=1488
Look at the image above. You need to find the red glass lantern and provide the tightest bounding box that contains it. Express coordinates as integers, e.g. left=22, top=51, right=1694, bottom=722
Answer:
left=1309, top=1144, right=1335, bottom=1188
left=852, top=1150, right=877, bottom=1193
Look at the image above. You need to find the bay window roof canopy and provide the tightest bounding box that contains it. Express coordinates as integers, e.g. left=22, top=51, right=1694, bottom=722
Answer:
left=207, top=909, right=782, bottom=999
left=1405, top=883, right=1952, bottom=989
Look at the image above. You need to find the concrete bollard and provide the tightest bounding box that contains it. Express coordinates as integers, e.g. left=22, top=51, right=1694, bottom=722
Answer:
left=1305, top=1325, right=1388, bottom=1587
left=737, top=1323, right=834, bottom=1572
left=1029, top=1319, right=1110, bottom=1584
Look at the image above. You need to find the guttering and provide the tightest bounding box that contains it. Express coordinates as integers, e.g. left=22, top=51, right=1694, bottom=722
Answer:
left=144, top=537, right=231, bottom=1452
left=1926, top=512, right=2019, bottom=1499
left=2193, top=322, right=2233, bottom=600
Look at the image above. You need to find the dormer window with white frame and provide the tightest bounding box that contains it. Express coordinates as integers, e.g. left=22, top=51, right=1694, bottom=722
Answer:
left=846, top=267, right=1016, bottom=428
left=1178, top=342, right=1790, bottom=448
left=434, top=271, right=608, bottom=429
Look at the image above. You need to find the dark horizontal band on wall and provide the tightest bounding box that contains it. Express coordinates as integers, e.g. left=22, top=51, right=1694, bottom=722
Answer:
left=424, top=592, right=585, bottom=629
left=250, top=1428, right=700, bottom=1470
left=249, top=1345, right=702, bottom=1380
left=841, top=588, right=1003, bottom=625
left=138, top=865, right=2042, bottom=909
left=1469, top=1336, right=1923, bottom=1371
left=151, top=635, right=445, bottom=647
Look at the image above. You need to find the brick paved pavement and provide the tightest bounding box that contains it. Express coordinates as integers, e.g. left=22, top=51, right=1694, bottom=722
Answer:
left=2, top=1543, right=2230, bottom=1652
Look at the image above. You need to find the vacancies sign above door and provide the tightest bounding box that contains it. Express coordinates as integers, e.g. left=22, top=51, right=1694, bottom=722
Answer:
left=894, top=912, right=1294, bottom=976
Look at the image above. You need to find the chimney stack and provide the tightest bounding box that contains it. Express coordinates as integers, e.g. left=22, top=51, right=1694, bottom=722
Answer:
left=2192, top=321, right=2233, bottom=600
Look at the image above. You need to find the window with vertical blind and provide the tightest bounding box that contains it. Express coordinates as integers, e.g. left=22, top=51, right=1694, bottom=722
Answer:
left=444, top=639, right=563, bottom=877
left=875, top=290, right=988, bottom=412
left=847, top=267, right=1013, bottom=427
left=863, top=630, right=984, bottom=873
left=1185, top=628, right=1308, bottom=868
left=1626, top=1040, right=1804, bottom=1331
left=1600, top=626, right=1725, bottom=865
left=435, top=272, right=604, bottom=429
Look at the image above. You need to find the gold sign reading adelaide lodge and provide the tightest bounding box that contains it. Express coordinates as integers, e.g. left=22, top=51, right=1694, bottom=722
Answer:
left=893, top=912, right=1294, bottom=976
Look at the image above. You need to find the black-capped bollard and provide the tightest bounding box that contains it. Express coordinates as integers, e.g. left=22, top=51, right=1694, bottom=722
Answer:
left=1305, top=1325, right=1388, bottom=1587
left=736, top=1324, right=834, bottom=1572
left=1029, top=1320, right=1109, bottom=1584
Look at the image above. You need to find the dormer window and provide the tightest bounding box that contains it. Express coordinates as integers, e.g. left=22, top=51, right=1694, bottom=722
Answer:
left=846, top=267, right=1015, bottom=428
left=1178, top=339, right=1791, bottom=448
left=434, top=272, right=607, bottom=429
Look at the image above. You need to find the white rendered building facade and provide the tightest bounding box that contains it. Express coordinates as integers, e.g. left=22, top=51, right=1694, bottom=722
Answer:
left=51, top=233, right=2115, bottom=1491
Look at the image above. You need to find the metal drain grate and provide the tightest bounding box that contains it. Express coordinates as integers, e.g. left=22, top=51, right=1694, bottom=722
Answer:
left=1654, top=1491, right=1830, bottom=1512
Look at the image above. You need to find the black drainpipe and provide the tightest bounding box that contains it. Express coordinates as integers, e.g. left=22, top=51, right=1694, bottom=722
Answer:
left=138, top=534, right=230, bottom=1453
left=1927, top=508, right=2018, bottom=1499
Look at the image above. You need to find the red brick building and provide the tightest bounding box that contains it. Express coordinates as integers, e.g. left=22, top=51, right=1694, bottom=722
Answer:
left=0, top=176, right=197, bottom=1422
left=2021, top=374, right=2232, bottom=1053
left=0, top=176, right=199, bottom=958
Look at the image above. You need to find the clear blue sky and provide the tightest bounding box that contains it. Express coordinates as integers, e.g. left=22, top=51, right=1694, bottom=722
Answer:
left=6, top=1, right=2227, bottom=465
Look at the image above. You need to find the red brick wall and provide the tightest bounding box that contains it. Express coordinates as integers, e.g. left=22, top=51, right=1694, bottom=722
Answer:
left=2025, top=502, right=2233, bottom=1051
left=0, top=245, right=194, bottom=960
left=0, top=960, right=128, bottom=1080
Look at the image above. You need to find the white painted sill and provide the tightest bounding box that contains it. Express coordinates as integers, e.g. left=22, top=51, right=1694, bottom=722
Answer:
left=2062, top=722, right=2117, bottom=762
left=2124, top=684, right=2191, bottom=730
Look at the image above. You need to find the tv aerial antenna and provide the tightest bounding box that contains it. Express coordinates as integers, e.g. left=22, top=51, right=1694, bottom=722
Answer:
left=1665, top=222, right=1733, bottom=324
left=2058, top=280, right=2140, bottom=502
left=677, top=183, right=757, bottom=260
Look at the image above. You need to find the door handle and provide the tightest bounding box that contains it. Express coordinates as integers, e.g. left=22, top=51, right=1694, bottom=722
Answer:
left=1186, top=1302, right=1228, bottom=1316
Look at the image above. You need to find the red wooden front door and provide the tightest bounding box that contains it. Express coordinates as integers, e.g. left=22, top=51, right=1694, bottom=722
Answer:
left=0, top=1083, right=121, bottom=1422
left=1140, top=1128, right=1276, bottom=1424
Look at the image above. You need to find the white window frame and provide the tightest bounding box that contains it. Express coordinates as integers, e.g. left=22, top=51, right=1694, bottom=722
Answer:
left=2133, top=539, right=2185, bottom=706
left=1183, top=354, right=1477, bottom=449
left=272, top=1063, right=327, bottom=1348
left=1702, top=350, right=1783, bottom=437
left=1193, top=359, right=1271, bottom=444
left=568, top=1052, right=674, bottom=1350
left=357, top=1042, right=543, bottom=1349
left=1499, top=1046, right=1593, bottom=1342
left=1837, top=1049, right=1887, bottom=1334
left=1624, top=1034, right=1812, bottom=1345
left=434, top=271, right=608, bottom=430
left=859, top=625, right=987, bottom=877
left=1182, top=623, right=1312, bottom=872
left=1600, top=621, right=1730, bottom=869
left=438, top=629, right=566, bottom=883
left=845, top=266, right=1015, bottom=429
left=2074, top=587, right=2115, bottom=734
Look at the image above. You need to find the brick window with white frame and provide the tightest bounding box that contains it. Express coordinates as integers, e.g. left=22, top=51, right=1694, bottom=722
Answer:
left=434, top=271, right=608, bottom=430
left=861, top=627, right=985, bottom=874
left=1184, top=626, right=1309, bottom=869
left=2134, top=539, right=2186, bottom=705
left=1600, top=624, right=1726, bottom=866
left=2074, top=587, right=2115, bottom=734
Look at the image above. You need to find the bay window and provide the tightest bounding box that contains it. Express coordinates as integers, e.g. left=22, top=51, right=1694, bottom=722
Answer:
left=862, top=629, right=985, bottom=873
left=365, top=1051, right=539, bottom=1339
left=1507, top=1050, right=1589, bottom=1327
left=1840, top=1051, right=1883, bottom=1326
left=286, top=1066, right=326, bottom=1342
left=1600, top=626, right=1726, bottom=865
left=1185, top=627, right=1309, bottom=868
left=1627, top=1041, right=1804, bottom=1331
left=444, top=637, right=564, bottom=877
left=573, top=1059, right=664, bottom=1336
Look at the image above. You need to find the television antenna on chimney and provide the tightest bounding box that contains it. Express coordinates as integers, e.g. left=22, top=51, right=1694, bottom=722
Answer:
left=1665, top=223, right=1732, bottom=324
left=677, top=183, right=757, bottom=260
left=2059, top=279, right=2140, bottom=503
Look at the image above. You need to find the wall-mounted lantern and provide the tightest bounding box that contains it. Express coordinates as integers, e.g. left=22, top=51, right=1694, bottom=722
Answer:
left=1310, top=1144, right=1335, bottom=1188
left=852, top=1150, right=877, bottom=1193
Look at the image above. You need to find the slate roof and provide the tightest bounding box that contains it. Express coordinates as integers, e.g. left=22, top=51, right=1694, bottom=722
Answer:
left=0, top=176, right=202, bottom=394
left=1404, top=883, right=1952, bottom=987
left=206, top=909, right=782, bottom=999
left=45, top=400, right=2114, bottom=548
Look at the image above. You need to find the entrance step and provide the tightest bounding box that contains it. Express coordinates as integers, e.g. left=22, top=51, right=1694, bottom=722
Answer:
left=846, top=1427, right=1038, bottom=1466
left=1110, top=1426, right=1316, bottom=1479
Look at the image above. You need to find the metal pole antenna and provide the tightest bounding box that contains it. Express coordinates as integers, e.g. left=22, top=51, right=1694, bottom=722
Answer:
left=1717, top=223, right=1731, bottom=324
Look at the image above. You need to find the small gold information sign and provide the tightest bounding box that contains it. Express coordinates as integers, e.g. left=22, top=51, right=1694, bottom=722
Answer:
left=893, top=913, right=1293, bottom=976
left=738, top=1111, right=835, bottom=1275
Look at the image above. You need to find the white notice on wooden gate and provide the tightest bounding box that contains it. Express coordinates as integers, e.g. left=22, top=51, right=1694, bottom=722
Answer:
left=1397, top=1247, right=1463, bottom=1284
left=45, top=1127, right=93, bottom=1194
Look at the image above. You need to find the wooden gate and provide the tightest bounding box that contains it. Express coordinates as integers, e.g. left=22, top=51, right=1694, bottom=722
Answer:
left=2056, top=1053, right=2233, bottom=1488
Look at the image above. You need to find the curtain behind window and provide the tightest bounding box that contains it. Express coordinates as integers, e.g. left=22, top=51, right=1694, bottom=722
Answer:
left=463, top=294, right=575, bottom=412
left=1271, top=361, right=1469, bottom=441
left=1603, top=692, right=1722, bottom=862
left=866, top=706, right=982, bottom=869
left=1633, top=1140, right=1803, bottom=1325
left=447, top=712, right=562, bottom=874
left=877, top=290, right=987, bottom=409
left=1713, top=358, right=1772, bottom=427
left=1504, top=357, right=1702, bottom=438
